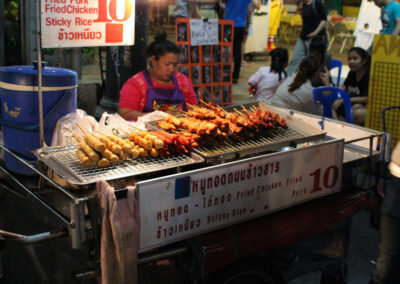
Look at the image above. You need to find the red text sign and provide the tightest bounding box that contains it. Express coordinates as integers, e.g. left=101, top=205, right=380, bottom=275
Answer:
left=41, top=0, right=135, bottom=48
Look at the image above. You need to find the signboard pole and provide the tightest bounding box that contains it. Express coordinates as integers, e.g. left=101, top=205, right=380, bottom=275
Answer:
left=36, top=0, right=45, bottom=147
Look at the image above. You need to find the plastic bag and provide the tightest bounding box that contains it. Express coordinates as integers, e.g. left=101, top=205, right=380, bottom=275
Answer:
left=98, top=112, right=145, bottom=136
left=51, top=109, right=98, bottom=146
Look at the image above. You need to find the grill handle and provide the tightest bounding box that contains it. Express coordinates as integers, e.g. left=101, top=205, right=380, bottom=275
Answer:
left=0, top=228, right=67, bottom=244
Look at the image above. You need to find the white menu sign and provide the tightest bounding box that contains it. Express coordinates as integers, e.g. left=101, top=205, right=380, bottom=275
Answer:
left=137, top=140, right=344, bottom=252
left=41, top=0, right=135, bottom=48
left=190, top=19, right=218, bottom=46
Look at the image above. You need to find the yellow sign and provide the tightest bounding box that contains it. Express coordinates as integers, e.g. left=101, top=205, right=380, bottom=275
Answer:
left=366, top=34, right=400, bottom=146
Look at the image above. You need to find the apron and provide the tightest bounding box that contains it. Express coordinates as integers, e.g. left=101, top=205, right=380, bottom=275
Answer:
left=142, top=70, right=187, bottom=113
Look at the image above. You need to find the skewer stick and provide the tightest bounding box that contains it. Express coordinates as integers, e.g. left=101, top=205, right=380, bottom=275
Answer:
left=76, top=123, right=87, bottom=136
left=94, top=130, right=108, bottom=137
left=69, top=130, right=84, bottom=142
left=216, top=105, right=225, bottom=111
left=186, top=103, right=199, bottom=109
left=241, top=105, right=249, bottom=113
left=234, top=108, right=245, bottom=117
left=258, top=103, right=268, bottom=111
left=118, top=127, right=130, bottom=135
left=199, top=99, right=209, bottom=106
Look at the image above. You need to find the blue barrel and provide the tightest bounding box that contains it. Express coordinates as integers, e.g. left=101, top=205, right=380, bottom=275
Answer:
left=0, top=62, right=77, bottom=175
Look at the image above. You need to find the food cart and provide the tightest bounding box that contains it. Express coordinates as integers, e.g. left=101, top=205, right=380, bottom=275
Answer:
left=0, top=103, right=386, bottom=283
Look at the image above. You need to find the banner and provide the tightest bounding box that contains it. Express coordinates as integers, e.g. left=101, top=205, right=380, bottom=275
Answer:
left=137, top=140, right=344, bottom=251
left=41, top=0, right=135, bottom=48
left=366, top=34, right=400, bottom=146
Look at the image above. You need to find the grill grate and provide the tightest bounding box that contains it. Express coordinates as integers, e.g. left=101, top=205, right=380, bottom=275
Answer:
left=194, top=128, right=315, bottom=161
left=35, top=145, right=204, bottom=185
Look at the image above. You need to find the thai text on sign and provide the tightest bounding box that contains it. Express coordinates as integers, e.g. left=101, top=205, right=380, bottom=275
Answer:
left=41, top=0, right=135, bottom=48
left=137, top=140, right=344, bottom=252
left=189, top=19, right=219, bottom=46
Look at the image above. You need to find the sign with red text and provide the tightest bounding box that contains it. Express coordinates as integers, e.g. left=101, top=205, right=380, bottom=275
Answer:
left=41, top=0, right=135, bottom=48
left=137, top=140, right=344, bottom=252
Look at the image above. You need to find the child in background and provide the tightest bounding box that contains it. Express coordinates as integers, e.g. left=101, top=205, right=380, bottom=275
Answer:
left=333, top=47, right=370, bottom=125
left=248, top=48, right=289, bottom=102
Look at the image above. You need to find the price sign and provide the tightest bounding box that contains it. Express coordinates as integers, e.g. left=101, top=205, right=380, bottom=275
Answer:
left=41, top=0, right=135, bottom=48
left=137, top=139, right=344, bottom=252
left=189, top=19, right=219, bottom=46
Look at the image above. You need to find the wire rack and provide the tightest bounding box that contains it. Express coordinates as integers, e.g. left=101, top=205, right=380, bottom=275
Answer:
left=34, top=145, right=204, bottom=185
left=193, top=127, right=321, bottom=162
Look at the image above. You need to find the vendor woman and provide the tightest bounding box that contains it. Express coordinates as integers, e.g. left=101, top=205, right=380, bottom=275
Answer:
left=119, top=32, right=198, bottom=121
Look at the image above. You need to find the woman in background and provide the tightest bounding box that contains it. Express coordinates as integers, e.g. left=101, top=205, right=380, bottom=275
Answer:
left=271, top=57, right=329, bottom=114
left=286, top=0, right=327, bottom=76
left=333, top=47, right=371, bottom=125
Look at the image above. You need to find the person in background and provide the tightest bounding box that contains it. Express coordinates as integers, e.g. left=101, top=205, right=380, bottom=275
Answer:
left=270, top=57, right=329, bottom=114
left=248, top=48, right=289, bottom=103
left=267, top=0, right=284, bottom=51
left=370, top=141, right=400, bottom=284
left=173, top=0, right=219, bottom=20
left=333, top=47, right=371, bottom=126
left=286, top=0, right=327, bottom=76
left=119, top=32, right=198, bottom=121
left=308, top=39, right=331, bottom=72
left=224, top=0, right=253, bottom=84
left=372, top=0, right=400, bottom=35
left=242, top=0, right=262, bottom=63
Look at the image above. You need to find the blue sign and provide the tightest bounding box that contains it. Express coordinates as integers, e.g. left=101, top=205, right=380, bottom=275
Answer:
left=175, top=176, right=191, bottom=199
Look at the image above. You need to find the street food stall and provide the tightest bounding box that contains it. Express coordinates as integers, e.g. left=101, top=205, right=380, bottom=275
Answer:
left=0, top=1, right=389, bottom=282
left=0, top=100, right=386, bottom=283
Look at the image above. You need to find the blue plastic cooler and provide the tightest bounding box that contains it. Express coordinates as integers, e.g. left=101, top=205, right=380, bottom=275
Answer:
left=0, top=62, right=77, bottom=175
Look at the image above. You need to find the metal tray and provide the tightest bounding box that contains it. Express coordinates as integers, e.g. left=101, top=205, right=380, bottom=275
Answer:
left=34, top=145, right=204, bottom=185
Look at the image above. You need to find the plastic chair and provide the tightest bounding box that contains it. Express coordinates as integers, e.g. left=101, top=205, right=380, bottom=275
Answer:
left=312, top=86, right=354, bottom=124
left=330, top=59, right=342, bottom=87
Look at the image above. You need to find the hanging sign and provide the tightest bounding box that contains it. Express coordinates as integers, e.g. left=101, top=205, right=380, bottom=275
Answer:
left=189, top=19, right=219, bottom=46
left=137, top=140, right=344, bottom=251
left=41, top=0, right=136, bottom=48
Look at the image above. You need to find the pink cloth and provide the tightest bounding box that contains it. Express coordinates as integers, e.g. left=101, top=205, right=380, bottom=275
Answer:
left=97, top=180, right=140, bottom=284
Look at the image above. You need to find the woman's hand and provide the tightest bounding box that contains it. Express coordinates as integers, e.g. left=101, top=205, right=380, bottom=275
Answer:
left=319, top=66, right=330, bottom=86
left=307, top=31, right=317, bottom=38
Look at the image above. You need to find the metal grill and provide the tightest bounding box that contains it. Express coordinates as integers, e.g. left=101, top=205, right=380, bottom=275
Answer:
left=194, top=127, right=323, bottom=162
left=34, top=145, right=204, bottom=185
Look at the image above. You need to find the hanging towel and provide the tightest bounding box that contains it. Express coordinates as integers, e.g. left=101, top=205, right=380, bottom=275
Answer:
left=97, top=180, right=140, bottom=284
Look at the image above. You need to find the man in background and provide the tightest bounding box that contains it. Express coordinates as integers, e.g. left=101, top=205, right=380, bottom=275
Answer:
left=372, top=0, right=400, bottom=35
left=224, top=0, right=253, bottom=84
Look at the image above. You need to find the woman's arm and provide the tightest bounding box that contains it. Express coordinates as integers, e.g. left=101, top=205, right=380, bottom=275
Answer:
left=307, top=20, right=326, bottom=38
left=118, top=108, right=144, bottom=121
left=350, top=96, right=368, bottom=105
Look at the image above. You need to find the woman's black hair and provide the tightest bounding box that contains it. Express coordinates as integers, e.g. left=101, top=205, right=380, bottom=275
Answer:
left=309, top=39, right=326, bottom=63
left=145, top=31, right=180, bottom=60
left=288, top=57, right=320, bottom=92
left=270, top=48, right=289, bottom=81
left=348, top=46, right=371, bottom=67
